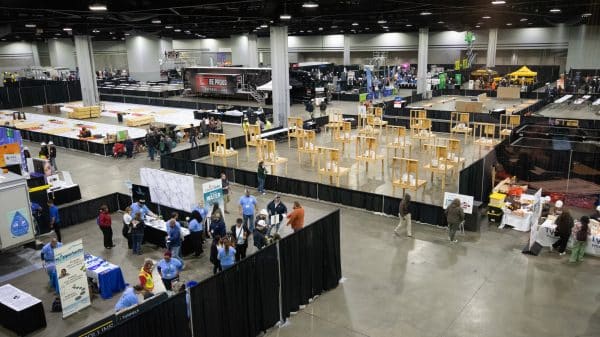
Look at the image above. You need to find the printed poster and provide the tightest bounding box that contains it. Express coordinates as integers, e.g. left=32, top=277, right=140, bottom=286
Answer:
left=443, top=192, right=474, bottom=214
left=202, top=179, right=224, bottom=213
left=55, top=239, right=91, bottom=318
left=6, top=208, right=31, bottom=238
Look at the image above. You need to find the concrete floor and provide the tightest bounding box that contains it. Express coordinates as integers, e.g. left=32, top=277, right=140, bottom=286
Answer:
left=1, top=117, right=600, bottom=337
left=535, top=101, right=600, bottom=120
left=407, top=95, right=539, bottom=114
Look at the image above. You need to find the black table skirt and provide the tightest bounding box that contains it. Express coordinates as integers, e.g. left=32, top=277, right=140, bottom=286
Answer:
left=0, top=301, right=46, bottom=336
left=144, top=226, right=193, bottom=256
left=48, top=185, right=82, bottom=206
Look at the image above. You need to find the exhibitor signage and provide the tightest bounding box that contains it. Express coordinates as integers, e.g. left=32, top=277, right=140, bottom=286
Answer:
left=55, top=239, right=91, bottom=318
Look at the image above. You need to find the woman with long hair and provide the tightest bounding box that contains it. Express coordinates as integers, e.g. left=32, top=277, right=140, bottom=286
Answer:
left=217, top=237, right=236, bottom=270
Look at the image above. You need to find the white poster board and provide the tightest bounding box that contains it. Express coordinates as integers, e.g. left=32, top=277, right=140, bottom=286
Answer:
left=140, top=168, right=196, bottom=212
left=0, top=173, right=35, bottom=250
left=55, top=239, right=91, bottom=318
left=443, top=192, right=475, bottom=214
left=202, top=179, right=224, bottom=212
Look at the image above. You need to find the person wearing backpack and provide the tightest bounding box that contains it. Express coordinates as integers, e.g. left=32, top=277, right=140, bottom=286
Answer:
left=570, top=216, right=591, bottom=263
left=98, top=205, right=114, bottom=249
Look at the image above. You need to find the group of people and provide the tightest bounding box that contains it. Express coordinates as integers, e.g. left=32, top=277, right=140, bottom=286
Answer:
left=38, top=141, right=58, bottom=171
left=144, top=126, right=178, bottom=161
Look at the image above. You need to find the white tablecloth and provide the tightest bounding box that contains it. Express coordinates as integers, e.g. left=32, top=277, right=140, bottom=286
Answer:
left=500, top=210, right=533, bottom=231
left=0, top=284, right=41, bottom=311
left=145, top=218, right=190, bottom=237
left=529, top=218, right=600, bottom=257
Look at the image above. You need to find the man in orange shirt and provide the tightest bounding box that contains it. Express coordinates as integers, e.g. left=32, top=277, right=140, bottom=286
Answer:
left=286, top=201, right=305, bottom=233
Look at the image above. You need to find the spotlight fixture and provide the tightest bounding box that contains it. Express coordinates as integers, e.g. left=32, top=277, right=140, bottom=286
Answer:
left=260, top=24, right=268, bottom=28
left=89, top=3, right=107, bottom=11
left=318, top=27, right=323, bottom=31
left=491, top=1, right=506, bottom=4
left=382, top=26, right=389, bottom=29
left=331, top=25, right=338, bottom=28
left=25, top=24, right=36, bottom=28
left=582, top=13, right=592, bottom=17
left=520, top=18, right=528, bottom=22
left=365, top=27, right=370, bottom=30
left=63, top=27, right=72, bottom=31
left=54, top=33, right=61, bottom=36
left=152, top=19, right=161, bottom=24
left=184, top=30, right=191, bottom=34
left=506, top=23, right=512, bottom=26
left=377, top=19, right=387, bottom=24
left=124, top=33, right=130, bottom=36
left=307, top=30, right=313, bottom=33
left=437, top=21, right=445, bottom=24
left=549, top=8, right=561, bottom=13
left=420, top=11, right=432, bottom=15
left=109, top=31, right=114, bottom=34
left=405, top=24, right=412, bottom=27
left=300, top=30, right=304, bottom=33
left=352, top=22, right=359, bottom=26
left=280, top=14, right=292, bottom=20
left=165, top=25, right=173, bottom=29
left=174, top=29, right=181, bottom=32
left=92, top=29, right=100, bottom=33
left=482, top=16, right=491, bottom=19
left=475, top=25, right=481, bottom=28
left=302, top=2, right=319, bottom=8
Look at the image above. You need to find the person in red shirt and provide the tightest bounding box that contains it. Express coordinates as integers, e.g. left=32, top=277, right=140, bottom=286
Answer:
left=286, top=201, right=305, bottom=233
left=97, top=205, right=114, bottom=249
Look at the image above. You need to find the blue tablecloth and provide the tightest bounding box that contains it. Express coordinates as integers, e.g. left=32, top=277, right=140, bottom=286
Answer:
left=85, top=254, right=126, bottom=299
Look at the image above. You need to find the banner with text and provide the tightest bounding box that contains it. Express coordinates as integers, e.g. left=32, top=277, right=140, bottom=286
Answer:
left=55, top=239, right=91, bottom=318
left=443, top=192, right=475, bottom=214
left=202, top=179, right=224, bottom=213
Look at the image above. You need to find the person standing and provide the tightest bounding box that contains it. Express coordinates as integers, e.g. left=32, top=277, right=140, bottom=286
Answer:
left=231, top=218, right=250, bottom=262
left=41, top=238, right=62, bottom=292
left=124, top=137, right=134, bottom=159
left=189, top=124, right=198, bottom=148
left=138, top=259, right=155, bottom=298
left=239, top=189, right=257, bottom=232
left=114, top=285, right=143, bottom=312
left=217, top=238, right=236, bottom=271
left=552, top=209, right=574, bottom=256
left=221, top=173, right=230, bottom=214
left=188, top=210, right=204, bottom=257
left=156, top=251, right=183, bottom=291
left=446, top=198, right=464, bottom=243
left=129, top=199, right=156, bottom=219
left=39, top=142, right=49, bottom=159
left=210, top=235, right=222, bottom=274
left=167, top=215, right=184, bottom=265
left=130, top=212, right=145, bottom=255
left=47, top=199, right=62, bottom=242
left=48, top=141, right=57, bottom=171
left=267, top=195, right=287, bottom=235
left=145, top=128, right=158, bottom=161
left=122, top=207, right=133, bottom=249
left=286, top=201, right=305, bottom=233
left=394, top=194, right=412, bottom=237
left=257, top=161, right=267, bottom=195
left=209, top=207, right=226, bottom=238
left=570, top=216, right=591, bottom=263
left=97, top=205, right=114, bottom=249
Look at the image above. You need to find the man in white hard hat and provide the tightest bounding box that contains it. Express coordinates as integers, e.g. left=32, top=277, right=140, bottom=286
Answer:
left=39, top=142, right=49, bottom=159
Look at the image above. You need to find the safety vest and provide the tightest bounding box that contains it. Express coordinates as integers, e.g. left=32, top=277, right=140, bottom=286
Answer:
left=265, top=120, right=272, bottom=130
left=139, top=268, right=154, bottom=291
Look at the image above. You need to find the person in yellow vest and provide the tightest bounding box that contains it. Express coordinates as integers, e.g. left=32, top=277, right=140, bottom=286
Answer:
left=265, top=119, right=272, bottom=130
left=242, top=117, right=250, bottom=134
left=138, top=258, right=154, bottom=299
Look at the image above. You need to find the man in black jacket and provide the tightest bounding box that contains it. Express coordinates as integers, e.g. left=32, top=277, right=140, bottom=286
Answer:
left=230, top=218, right=250, bottom=262
left=145, top=128, right=159, bottom=161
left=267, top=195, right=287, bottom=235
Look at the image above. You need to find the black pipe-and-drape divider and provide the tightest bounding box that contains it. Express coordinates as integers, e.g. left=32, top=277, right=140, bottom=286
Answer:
left=0, top=80, right=82, bottom=109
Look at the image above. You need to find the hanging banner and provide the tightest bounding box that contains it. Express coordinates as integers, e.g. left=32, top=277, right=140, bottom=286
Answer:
left=443, top=192, right=474, bottom=214
left=454, top=60, right=461, bottom=70
left=202, top=179, right=224, bottom=212
left=55, top=239, right=91, bottom=318
left=439, top=73, right=447, bottom=89
left=455, top=73, right=462, bottom=85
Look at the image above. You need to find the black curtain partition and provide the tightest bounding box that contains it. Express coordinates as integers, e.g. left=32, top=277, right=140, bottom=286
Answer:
left=459, top=158, right=485, bottom=202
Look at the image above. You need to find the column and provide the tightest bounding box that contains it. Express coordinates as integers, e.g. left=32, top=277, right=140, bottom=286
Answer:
left=31, top=42, right=40, bottom=66
left=74, top=35, right=99, bottom=106
left=125, top=35, right=161, bottom=82
left=247, top=34, right=258, bottom=67
left=486, top=28, right=498, bottom=68
left=269, top=26, right=290, bottom=127
left=48, top=38, right=76, bottom=69
left=231, top=34, right=258, bottom=67
left=416, top=28, right=429, bottom=95
left=343, top=34, right=351, bottom=65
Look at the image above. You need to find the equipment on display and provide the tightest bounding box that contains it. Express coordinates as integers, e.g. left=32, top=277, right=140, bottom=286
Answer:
left=0, top=171, right=36, bottom=250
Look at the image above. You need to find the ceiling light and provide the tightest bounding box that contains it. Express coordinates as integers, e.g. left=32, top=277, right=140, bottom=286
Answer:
left=352, top=22, right=359, bottom=26
left=92, top=29, right=100, bottom=33
left=89, top=3, right=107, bottom=11
left=109, top=31, right=114, bottom=34
left=406, top=24, right=412, bottom=27
left=491, top=1, right=506, bottom=4
left=437, top=21, right=445, bottom=24
left=377, top=19, right=387, bottom=24
left=318, top=27, right=323, bottom=31
left=152, top=19, right=161, bottom=24
left=1, top=38, right=5, bottom=41
left=300, top=30, right=304, bottom=33
left=174, top=29, right=181, bottom=32
left=549, top=8, right=561, bottom=13
left=307, top=30, right=313, bottom=33
left=52, top=37, right=57, bottom=40
left=121, top=37, right=125, bottom=40
left=55, top=33, right=61, bottom=36
left=520, top=18, right=528, bottom=22
left=482, top=16, right=491, bottom=19
left=25, top=24, right=36, bottom=28
left=302, top=2, right=319, bottom=8
left=420, top=11, right=432, bottom=15
left=124, top=33, right=130, bottom=36
left=582, top=13, right=592, bottom=17
left=112, top=36, right=116, bottom=40
left=475, top=25, right=481, bottom=28
left=260, top=24, right=268, bottom=28
left=331, top=25, right=338, bottom=28
left=184, top=30, right=191, bottom=34
left=365, top=27, right=370, bottom=30
left=165, top=25, right=173, bottom=29
left=528, top=22, right=533, bottom=25
left=280, top=14, right=291, bottom=20
left=506, top=23, right=512, bottom=26
left=63, top=27, right=72, bottom=31
left=382, top=26, right=389, bottom=29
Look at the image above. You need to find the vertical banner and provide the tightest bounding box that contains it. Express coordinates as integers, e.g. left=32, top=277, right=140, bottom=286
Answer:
left=455, top=73, right=462, bottom=86
left=202, top=179, right=224, bottom=212
left=439, top=73, right=447, bottom=89
left=55, top=239, right=91, bottom=318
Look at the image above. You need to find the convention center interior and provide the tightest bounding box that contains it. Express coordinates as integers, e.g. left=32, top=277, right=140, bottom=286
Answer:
left=1, top=0, right=600, bottom=336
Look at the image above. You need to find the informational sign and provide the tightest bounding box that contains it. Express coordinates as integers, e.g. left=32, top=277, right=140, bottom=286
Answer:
left=194, top=73, right=238, bottom=95
left=131, top=184, right=151, bottom=203
left=443, top=192, right=475, bottom=214
left=55, top=239, right=91, bottom=318
left=455, top=73, right=462, bottom=86
left=140, top=168, right=196, bottom=212
left=6, top=208, right=31, bottom=238
left=202, top=179, right=224, bottom=212
left=0, top=143, right=20, bottom=167
left=439, top=73, right=447, bottom=89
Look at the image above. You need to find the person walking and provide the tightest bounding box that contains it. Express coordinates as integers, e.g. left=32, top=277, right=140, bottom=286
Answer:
left=231, top=218, right=250, bottom=262
left=48, top=141, right=58, bottom=171
left=122, top=207, right=133, bottom=249
left=39, top=142, right=49, bottom=159
left=167, top=215, right=184, bottom=265
left=210, top=235, right=222, bottom=274
left=156, top=251, right=183, bottom=291
left=130, top=212, right=145, bottom=255
left=138, top=259, right=155, bottom=298
left=188, top=210, right=204, bottom=257
left=47, top=199, right=62, bottom=243
left=114, top=285, right=143, bottom=312
left=189, top=124, right=198, bottom=147
left=267, top=195, right=287, bottom=235
left=446, top=198, right=464, bottom=243
left=41, top=237, right=62, bottom=292
left=221, top=173, right=231, bottom=214
left=552, top=209, right=574, bottom=256
left=286, top=201, right=305, bottom=233
left=394, top=194, right=412, bottom=237
left=239, top=189, right=257, bottom=232
left=97, top=205, right=114, bottom=249
left=217, top=238, right=236, bottom=271
left=570, top=216, right=591, bottom=263
left=257, top=161, right=267, bottom=194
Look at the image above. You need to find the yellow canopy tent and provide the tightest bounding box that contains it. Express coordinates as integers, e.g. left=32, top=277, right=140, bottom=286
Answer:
left=508, top=66, right=537, bottom=84
left=470, top=69, right=498, bottom=78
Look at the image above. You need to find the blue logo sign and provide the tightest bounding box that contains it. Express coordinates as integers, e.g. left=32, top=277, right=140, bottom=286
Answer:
left=10, top=211, right=30, bottom=237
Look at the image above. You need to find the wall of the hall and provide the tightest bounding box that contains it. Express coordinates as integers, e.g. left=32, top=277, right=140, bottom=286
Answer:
left=93, top=41, right=128, bottom=70
left=0, top=42, right=39, bottom=71
left=566, top=25, right=600, bottom=70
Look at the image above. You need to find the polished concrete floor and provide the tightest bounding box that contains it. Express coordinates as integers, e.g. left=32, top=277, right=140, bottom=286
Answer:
left=1, top=132, right=599, bottom=337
